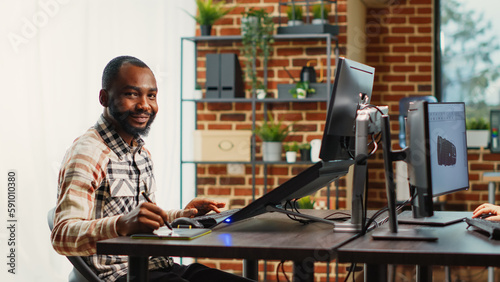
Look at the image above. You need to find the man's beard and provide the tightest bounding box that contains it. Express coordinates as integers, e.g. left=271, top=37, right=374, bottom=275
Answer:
left=109, top=102, right=156, bottom=137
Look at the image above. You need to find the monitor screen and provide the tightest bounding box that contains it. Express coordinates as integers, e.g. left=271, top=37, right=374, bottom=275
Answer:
left=319, top=57, right=375, bottom=161
left=405, top=101, right=469, bottom=218
left=427, top=103, right=469, bottom=196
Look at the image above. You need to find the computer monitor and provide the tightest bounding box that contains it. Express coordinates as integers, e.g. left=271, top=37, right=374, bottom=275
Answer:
left=374, top=101, right=469, bottom=240
left=320, top=57, right=375, bottom=161
left=225, top=58, right=375, bottom=225
left=406, top=101, right=469, bottom=217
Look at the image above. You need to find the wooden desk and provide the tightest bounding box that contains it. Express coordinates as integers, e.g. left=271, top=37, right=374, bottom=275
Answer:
left=97, top=210, right=357, bottom=282
left=337, top=212, right=500, bottom=281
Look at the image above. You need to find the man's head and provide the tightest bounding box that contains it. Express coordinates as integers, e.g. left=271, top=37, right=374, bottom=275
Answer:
left=99, top=56, right=158, bottom=143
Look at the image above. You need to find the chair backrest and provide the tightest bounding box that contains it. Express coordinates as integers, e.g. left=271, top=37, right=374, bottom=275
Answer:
left=47, top=208, right=103, bottom=282
left=398, top=96, right=438, bottom=148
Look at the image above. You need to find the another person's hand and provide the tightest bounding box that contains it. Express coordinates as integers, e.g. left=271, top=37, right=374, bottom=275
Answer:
left=472, top=203, right=500, bottom=221
left=181, top=198, right=226, bottom=218
left=116, top=202, right=169, bottom=236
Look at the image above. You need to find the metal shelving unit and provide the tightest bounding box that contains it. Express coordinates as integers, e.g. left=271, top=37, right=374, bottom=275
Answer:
left=179, top=33, right=339, bottom=205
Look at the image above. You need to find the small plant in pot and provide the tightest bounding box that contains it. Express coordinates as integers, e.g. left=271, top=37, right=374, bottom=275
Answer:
left=286, top=5, right=303, bottom=26
left=299, top=142, right=311, bottom=162
left=254, top=113, right=292, bottom=162
left=311, top=4, right=330, bottom=25
left=289, top=81, right=316, bottom=99
left=283, top=142, right=300, bottom=163
left=466, top=117, right=490, bottom=148
left=185, top=0, right=234, bottom=36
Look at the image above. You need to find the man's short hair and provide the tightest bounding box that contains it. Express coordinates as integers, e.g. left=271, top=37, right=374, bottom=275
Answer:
left=101, top=56, right=150, bottom=90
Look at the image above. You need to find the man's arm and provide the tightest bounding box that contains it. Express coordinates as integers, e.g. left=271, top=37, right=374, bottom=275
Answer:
left=51, top=148, right=118, bottom=256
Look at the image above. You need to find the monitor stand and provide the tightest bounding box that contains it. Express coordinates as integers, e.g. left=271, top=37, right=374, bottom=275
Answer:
left=397, top=210, right=467, bottom=226
left=372, top=115, right=438, bottom=241
left=333, top=106, right=388, bottom=233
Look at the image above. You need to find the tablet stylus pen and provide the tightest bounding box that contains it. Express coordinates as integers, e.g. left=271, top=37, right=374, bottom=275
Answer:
left=141, top=191, right=173, bottom=230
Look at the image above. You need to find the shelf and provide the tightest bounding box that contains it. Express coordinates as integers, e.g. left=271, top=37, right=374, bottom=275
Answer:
left=181, top=33, right=338, bottom=43
left=182, top=160, right=315, bottom=165
left=181, top=97, right=328, bottom=103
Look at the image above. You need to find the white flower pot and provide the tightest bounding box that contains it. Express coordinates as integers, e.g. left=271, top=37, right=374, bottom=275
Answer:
left=262, top=142, right=282, bottom=162
left=256, top=89, right=266, bottom=99
left=310, top=139, right=322, bottom=162
left=288, top=20, right=303, bottom=26
left=466, top=130, right=489, bottom=148
left=296, top=88, right=307, bottom=99
left=286, top=151, right=297, bottom=163
left=312, top=19, right=327, bottom=25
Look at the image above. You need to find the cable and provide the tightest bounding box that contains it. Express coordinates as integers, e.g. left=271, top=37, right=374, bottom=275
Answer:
left=276, top=260, right=290, bottom=282
left=344, top=263, right=356, bottom=282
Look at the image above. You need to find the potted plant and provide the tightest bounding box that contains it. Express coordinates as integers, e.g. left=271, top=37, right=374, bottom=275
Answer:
left=240, top=8, right=274, bottom=98
left=185, top=0, right=234, bottom=36
left=466, top=117, right=490, bottom=148
left=311, top=4, right=330, bottom=25
left=283, top=141, right=300, bottom=163
left=289, top=81, right=316, bottom=99
left=254, top=113, right=292, bottom=162
left=296, top=195, right=316, bottom=209
left=286, top=5, right=303, bottom=26
left=255, top=81, right=267, bottom=99
left=299, top=142, right=311, bottom=161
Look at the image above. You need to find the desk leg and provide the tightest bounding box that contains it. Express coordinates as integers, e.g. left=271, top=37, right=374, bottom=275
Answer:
left=128, top=256, right=149, bottom=282
left=364, top=264, right=387, bottom=282
left=416, top=265, right=432, bottom=282
left=293, top=260, right=314, bottom=282
left=243, top=259, right=258, bottom=280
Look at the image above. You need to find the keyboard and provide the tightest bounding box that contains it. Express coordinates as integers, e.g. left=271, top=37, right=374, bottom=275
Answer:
left=465, top=218, right=500, bottom=240
left=193, top=208, right=241, bottom=228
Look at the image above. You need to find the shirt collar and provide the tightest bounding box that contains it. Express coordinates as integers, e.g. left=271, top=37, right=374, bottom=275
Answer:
left=94, top=115, right=145, bottom=159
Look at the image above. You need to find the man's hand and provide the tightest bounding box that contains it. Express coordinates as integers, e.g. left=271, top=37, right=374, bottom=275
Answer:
left=116, top=202, right=169, bottom=236
left=181, top=198, right=226, bottom=218
left=472, top=203, right=500, bottom=221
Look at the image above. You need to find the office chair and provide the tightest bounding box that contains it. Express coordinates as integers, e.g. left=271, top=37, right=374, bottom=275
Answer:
left=398, top=96, right=438, bottom=148
left=47, top=207, right=103, bottom=282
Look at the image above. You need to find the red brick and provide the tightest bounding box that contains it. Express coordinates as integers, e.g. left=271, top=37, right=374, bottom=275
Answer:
left=409, top=75, right=432, bottom=82
left=393, top=46, right=415, bottom=53
left=392, top=27, right=415, bottom=34
left=393, top=65, right=416, bottom=72
left=276, top=48, right=304, bottom=56
left=391, top=85, right=415, bottom=92
left=409, top=17, right=432, bottom=24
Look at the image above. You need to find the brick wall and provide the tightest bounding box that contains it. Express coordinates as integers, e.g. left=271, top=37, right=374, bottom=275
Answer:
left=189, top=0, right=500, bottom=280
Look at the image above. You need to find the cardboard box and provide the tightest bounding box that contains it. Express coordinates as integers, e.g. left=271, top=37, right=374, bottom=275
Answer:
left=193, top=130, right=252, bottom=162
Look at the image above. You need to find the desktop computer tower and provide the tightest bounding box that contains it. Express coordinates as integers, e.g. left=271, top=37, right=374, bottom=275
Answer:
left=491, top=110, right=500, bottom=153
left=205, top=53, right=244, bottom=99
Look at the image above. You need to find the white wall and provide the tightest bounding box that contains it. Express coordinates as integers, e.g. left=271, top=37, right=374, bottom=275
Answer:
left=0, top=0, right=195, bottom=280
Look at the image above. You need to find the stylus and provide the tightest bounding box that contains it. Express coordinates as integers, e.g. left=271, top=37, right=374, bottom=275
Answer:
left=141, top=191, right=173, bottom=230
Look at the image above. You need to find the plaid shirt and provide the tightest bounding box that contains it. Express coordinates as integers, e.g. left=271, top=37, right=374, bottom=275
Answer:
left=51, top=115, right=183, bottom=281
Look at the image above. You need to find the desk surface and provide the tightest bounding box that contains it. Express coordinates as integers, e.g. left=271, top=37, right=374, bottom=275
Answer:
left=97, top=210, right=356, bottom=262
left=338, top=212, right=500, bottom=267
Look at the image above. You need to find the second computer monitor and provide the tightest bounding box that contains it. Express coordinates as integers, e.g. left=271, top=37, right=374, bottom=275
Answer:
left=406, top=101, right=469, bottom=217
left=319, top=57, right=375, bottom=161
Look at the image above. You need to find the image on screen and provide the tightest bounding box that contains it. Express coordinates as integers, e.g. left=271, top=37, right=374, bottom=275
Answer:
left=427, top=103, right=469, bottom=196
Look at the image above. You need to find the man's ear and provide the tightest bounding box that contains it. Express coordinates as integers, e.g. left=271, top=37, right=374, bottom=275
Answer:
left=99, top=89, right=109, bottom=107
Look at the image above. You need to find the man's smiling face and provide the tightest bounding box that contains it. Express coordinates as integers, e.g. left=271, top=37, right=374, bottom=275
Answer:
left=101, top=62, right=158, bottom=142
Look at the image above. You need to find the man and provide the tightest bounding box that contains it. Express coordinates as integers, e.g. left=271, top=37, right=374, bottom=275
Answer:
left=51, top=56, right=252, bottom=282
